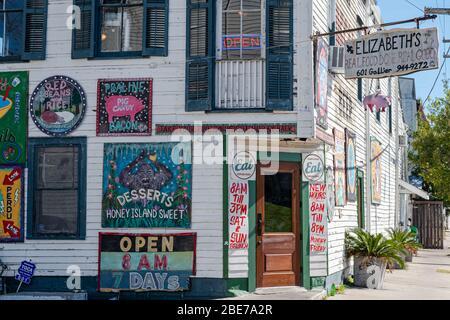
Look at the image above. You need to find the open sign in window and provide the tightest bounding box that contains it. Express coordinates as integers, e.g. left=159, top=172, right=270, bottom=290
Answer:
left=222, top=34, right=262, bottom=51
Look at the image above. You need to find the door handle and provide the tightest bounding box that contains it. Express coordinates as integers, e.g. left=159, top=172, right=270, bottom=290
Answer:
left=257, top=213, right=263, bottom=237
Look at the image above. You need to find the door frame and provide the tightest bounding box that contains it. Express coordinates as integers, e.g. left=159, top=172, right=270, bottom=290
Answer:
left=256, top=162, right=301, bottom=288
left=223, top=150, right=311, bottom=292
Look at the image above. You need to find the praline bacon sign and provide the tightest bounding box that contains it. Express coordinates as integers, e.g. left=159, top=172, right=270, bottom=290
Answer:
left=30, top=76, right=87, bottom=136
left=97, top=79, right=152, bottom=136
left=0, top=166, right=23, bottom=242
left=309, top=184, right=327, bottom=255
left=345, top=28, right=439, bottom=79
left=102, top=143, right=192, bottom=228
left=98, top=233, right=196, bottom=292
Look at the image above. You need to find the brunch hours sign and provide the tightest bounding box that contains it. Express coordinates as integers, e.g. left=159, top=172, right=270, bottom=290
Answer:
left=228, top=181, right=249, bottom=250
left=309, top=184, right=327, bottom=255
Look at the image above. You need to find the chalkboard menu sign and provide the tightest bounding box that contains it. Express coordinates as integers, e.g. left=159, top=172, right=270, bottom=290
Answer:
left=30, top=76, right=87, bottom=137
left=97, top=78, right=153, bottom=136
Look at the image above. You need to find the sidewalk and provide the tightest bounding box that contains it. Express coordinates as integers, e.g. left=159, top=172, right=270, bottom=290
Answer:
left=329, top=230, right=450, bottom=300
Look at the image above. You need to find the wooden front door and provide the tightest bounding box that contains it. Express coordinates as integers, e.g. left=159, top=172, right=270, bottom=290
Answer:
left=256, top=162, right=301, bottom=288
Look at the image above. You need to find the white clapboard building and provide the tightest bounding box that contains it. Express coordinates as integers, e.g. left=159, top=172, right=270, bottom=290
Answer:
left=0, top=0, right=425, bottom=298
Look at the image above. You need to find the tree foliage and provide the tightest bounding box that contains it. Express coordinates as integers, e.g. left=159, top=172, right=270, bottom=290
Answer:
left=410, top=82, right=450, bottom=206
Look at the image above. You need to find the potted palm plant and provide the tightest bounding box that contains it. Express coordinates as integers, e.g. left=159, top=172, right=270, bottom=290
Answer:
left=387, top=228, right=422, bottom=266
left=345, top=228, right=405, bottom=289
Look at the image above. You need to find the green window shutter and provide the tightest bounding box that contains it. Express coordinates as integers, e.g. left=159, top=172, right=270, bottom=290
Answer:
left=22, top=0, right=48, bottom=61
left=143, top=0, right=169, bottom=57
left=72, top=0, right=95, bottom=59
left=186, top=0, right=214, bottom=112
left=266, top=0, right=293, bottom=111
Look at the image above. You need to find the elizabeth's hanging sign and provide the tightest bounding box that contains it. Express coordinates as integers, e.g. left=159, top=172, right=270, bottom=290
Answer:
left=97, top=79, right=152, bottom=136
left=345, top=28, right=439, bottom=79
left=0, top=166, right=23, bottom=242
left=98, top=233, right=196, bottom=292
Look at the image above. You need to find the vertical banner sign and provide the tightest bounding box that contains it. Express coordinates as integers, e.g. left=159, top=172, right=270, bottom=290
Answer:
left=371, top=138, right=382, bottom=204
left=102, top=143, right=192, bottom=228
left=0, top=166, right=23, bottom=242
left=309, top=184, right=328, bottom=255
left=344, top=28, right=439, bottom=79
left=315, top=38, right=329, bottom=129
left=346, top=129, right=357, bottom=202
left=29, top=76, right=87, bottom=136
left=227, top=146, right=255, bottom=251
left=326, top=166, right=335, bottom=222
left=334, top=128, right=346, bottom=207
left=0, top=72, right=28, bottom=165
left=97, top=79, right=153, bottom=136
left=98, top=233, right=196, bottom=292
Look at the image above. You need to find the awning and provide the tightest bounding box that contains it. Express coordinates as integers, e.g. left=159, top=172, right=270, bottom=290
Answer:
left=399, top=180, right=430, bottom=200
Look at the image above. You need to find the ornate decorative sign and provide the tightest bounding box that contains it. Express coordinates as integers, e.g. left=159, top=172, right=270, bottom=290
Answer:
left=102, top=143, right=192, bottom=229
left=97, top=79, right=152, bottom=136
left=0, top=72, right=28, bottom=165
left=0, top=166, right=23, bottom=242
left=326, top=166, right=335, bottom=222
left=98, top=233, right=196, bottom=292
left=30, top=76, right=87, bottom=136
left=345, top=28, right=439, bottom=79
left=346, top=129, right=357, bottom=202
left=315, top=38, right=329, bottom=129
left=371, top=137, right=383, bottom=205
left=334, top=128, right=346, bottom=207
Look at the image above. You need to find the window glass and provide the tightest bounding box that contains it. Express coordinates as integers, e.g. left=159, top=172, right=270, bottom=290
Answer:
left=222, top=0, right=262, bottom=60
left=100, top=0, right=143, bottom=53
left=34, top=146, right=80, bottom=236
left=0, top=1, right=23, bottom=58
left=264, top=173, right=293, bottom=233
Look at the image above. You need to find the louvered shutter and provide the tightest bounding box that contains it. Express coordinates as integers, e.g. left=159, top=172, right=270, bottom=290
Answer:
left=186, top=0, right=214, bottom=112
left=22, top=0, right=48, bottom=60
left=266, top=0, right=293, bottom=111
left=143, top=0, right=169, bottom=56
left=72, top=0, right=95, bottom=59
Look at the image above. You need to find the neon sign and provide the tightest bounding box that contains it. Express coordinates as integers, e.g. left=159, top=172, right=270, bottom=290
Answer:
left=222, top=34, right=262, bottom=51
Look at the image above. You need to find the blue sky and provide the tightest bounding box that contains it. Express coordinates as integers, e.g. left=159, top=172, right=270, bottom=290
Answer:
left=378, top=0, right=449, bottom=105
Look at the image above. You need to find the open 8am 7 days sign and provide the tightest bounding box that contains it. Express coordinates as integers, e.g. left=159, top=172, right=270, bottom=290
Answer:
left=98, top=233, right=196, bottom=292
left=0, top=166, right=23, bottom=242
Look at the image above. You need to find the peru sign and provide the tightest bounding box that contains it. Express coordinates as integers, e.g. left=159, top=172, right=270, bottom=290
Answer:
left=344, top=28, right=439, bottom=79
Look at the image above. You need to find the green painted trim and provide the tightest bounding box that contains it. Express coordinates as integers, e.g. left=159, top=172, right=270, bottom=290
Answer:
left=248, top=179, right=257, bottom=292
left=258, top=152, right=301, bottom=163
left=311, top=277, right=326, bottom=289
left=223, top=137, right=229, bottom=279
left=357, top=169, right=365, bottom=229
left=301, top=180, right=311, bottom=289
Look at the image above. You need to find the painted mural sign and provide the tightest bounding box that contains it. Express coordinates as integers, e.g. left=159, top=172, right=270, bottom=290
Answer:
left=346, top=129, right=357, bottom=202
left=345, top=28, right=439, bottom=79
left=302, top=152, right=325, bottom=183
left=29, top=76, right=87, bottom=136
left=98, top=233, right=196, bottom=292
left=371, top=138, right=383, bottom=205
left=309, top=184, right=328, bottom=255
left=315, top=38, right=329, bottom=129
left=326, top=166, right=335, bottom=222
left=0, top=166, right=23, bottom=242
left=0, top=72, right=28, bottom=165
left=334, top=128, right=346, bottom=207
left=97, top=79, right=153, bottom=136
left=102, top=143, right=192, bottom=229
left=228, top=180, right=249, bottom=250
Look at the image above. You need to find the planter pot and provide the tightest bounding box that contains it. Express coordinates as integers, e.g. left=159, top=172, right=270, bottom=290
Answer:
left=391, top=253, right=406, bottom=269
left=353, top=256, right=387, bottom=289
left=405, top=252, right=413, bottom=263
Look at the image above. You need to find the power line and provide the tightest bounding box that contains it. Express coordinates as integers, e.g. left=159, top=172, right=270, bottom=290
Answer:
left=423, top=46, right=450, bottom=106
left=404, top=0, right=424, bottom=13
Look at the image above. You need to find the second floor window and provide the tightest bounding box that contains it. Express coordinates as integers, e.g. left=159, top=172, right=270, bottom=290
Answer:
left=0, top=0, right=47, bottom=62
left=99, top=0, right=143, bottom=54
left=73, top=0, right=169, bottom=59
